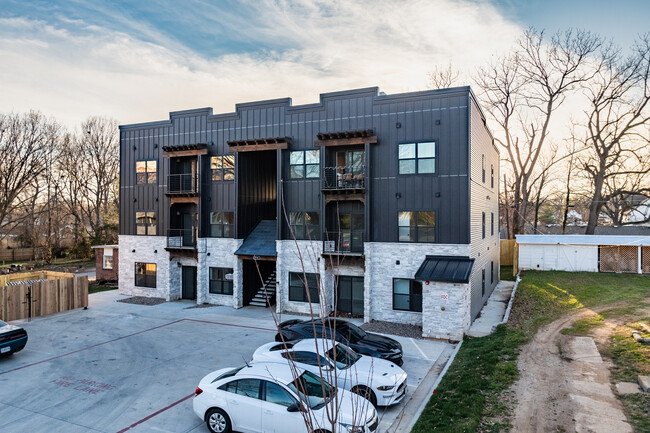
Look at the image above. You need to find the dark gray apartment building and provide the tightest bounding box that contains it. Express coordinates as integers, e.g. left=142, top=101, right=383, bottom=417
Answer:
left=118, top=86, right=499, bottom=339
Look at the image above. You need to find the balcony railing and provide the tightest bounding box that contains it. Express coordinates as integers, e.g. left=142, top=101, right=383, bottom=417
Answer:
left=323, top=230, right=365, bottom=254
left=166, top=173, right=198, bottom=195
left=323, top=166, right=365, bottom=190
left=167, top=228, right=197, bottom=248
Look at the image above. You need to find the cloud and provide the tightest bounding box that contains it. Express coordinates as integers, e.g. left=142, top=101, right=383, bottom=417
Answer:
left=0, top=0, right=522, bottom=128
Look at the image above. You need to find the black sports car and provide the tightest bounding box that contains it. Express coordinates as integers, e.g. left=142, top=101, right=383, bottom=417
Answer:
left=275, top=318, right=403, bottom=366
left=0, top=319, right=28, bottom=357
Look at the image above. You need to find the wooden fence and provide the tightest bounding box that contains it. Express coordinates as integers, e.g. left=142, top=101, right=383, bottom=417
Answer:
left=0, top=248, right=46, bottom=262
left=1, top=270, right=74, bottom=286
left=0, top=276, right=88, bottom=322
left=500, top=239, right=516, bottom=266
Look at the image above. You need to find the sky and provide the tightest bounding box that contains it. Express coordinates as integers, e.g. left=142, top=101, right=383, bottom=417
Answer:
left=1, top=0, right=648, bottom=128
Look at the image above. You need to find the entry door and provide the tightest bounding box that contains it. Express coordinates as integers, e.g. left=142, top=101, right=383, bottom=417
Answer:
left=337, top=276, right=364, bottom=316
left=181, top=266, right=197, bottom=300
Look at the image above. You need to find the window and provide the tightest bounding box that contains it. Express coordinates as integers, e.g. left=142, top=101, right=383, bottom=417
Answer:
left=289, top=272, right=319, bottom=303
left=491, top=261, right=495, bottom=284
left=211, top=155, right=235, bottom=181
left=281, top=351, right=330, bottom=368
left=135, top=263, right=156, bottom=288
left=221, top=379, right=261, bottom=399
left=289, top=212, right=319, bottom=240
left=482, top=154, right=486, bottom=183
left=289, top=150, right=320, bottom=179
left=482, top=268, right=486, bottom=297
left=264, top=381, right=296, bottom=407
left=398, top=141, right=435, bottom=174
left=102, top=248, right=113, bottom=269
left=491, top=164, right=494, bottom=188
left=393, top=279, right=422, bottom=312
left=136, top=160, right=157, bottom=184
left=491, top=212, right=495, bottom=236
left=482, top=212, right=486, bottom=239
left=398, top=211, right=435, bottom=242
left=209, top=267, right=234, bottom=295
left=136, top=211, right=156, bottom=235
left=209, top=212, right=234, bottom=237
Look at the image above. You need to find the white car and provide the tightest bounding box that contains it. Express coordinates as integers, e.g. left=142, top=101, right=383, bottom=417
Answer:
left=251, top=339, right=407, bottom=407
left=193, top=362, right=379, bottom=433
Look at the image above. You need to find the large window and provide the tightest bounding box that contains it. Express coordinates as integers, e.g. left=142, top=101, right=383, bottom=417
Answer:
left=482, top=212, right=486, bottom=239
left=398, top=211, right=435, bottom=242
left=393, top=279, right=422, bottom=312
left=398, top=141, right=436, bottom=174
left=210, top=212, right=234, bottom=238
left=136, top=160, right=157, bottom=184
left=211, top=155, right=235, bottom=181
left=136, top=211, right=156, bottom=235
left=482, top=154, right=486, bottom=183
left=135, top=263, right=156, bottom=288
left=209, top=267, right=234, bottom=295
left=288, top=272, right=319, bottom=303
left=491, top=212, right=495, bottom=236
left=289, top=212, right=319, bottom=240
left=491, top=164, right=495, bottom=188
left=289, top=150, right=320, bottom=179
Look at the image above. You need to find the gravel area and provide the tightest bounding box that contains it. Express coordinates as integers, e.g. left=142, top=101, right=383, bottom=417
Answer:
left=360, top=320, right=423, bottom=339
left=116, top=296, right=166, bottom=306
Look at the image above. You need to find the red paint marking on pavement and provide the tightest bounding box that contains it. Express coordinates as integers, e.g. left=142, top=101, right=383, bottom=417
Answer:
left=0, top=319, right=184, bottom=375
left=183, top=318, right=275, bottom=332
left=116, top=393, right=195, bottom=433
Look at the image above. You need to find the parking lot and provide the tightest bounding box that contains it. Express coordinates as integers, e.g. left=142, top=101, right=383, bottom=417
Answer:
left=0, top=291, right=451, bottom=432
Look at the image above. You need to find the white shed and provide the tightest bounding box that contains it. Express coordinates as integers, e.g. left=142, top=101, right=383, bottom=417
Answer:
left=516, top=235, right=650, bottom=274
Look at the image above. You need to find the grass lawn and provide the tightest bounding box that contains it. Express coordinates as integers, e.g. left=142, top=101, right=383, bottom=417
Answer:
left=411, top=269, right=650, bottom=433
left=88, top=283, right=118, bottom=295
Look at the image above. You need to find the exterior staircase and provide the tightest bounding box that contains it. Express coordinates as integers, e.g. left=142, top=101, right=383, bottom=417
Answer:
left=249, top=271, right=277, bottom=307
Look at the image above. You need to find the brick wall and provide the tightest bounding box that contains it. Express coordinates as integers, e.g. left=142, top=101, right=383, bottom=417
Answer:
left=95, top=247, right=119, bottom=281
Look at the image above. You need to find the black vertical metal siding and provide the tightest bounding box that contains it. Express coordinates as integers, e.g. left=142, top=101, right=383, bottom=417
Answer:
left=119, top=88, right=472, bottom=243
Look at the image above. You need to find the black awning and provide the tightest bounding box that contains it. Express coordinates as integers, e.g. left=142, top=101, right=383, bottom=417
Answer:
left=234, top=220, right=277, bottom=257
left=414, top=256, right=475, bottom=283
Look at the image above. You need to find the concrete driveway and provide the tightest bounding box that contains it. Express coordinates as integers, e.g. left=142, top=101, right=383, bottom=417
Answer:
left=0, top=291, right=450, bottom=433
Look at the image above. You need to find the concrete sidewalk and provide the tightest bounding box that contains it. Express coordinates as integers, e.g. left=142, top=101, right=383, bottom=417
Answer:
left=467, top=280, right=516, bottom=337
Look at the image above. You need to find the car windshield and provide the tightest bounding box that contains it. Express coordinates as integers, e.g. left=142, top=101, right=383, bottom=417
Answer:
left=286, top=370, right=334, bottom=409
left=211, top=366, right=246, bottom=383
left=327, top=343, right=360, bottom=369
left=342, top=323, right=367, bottom=342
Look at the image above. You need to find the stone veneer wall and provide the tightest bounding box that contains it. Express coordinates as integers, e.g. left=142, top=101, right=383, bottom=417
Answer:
left=118, top=235, right=171, bottom=300
left=198, top=238, right=243, bottom=307
left=276, top=240, right=331, bottom=317
left=422, top=281, right=471, bottom=340
left=364, top=242, right=471, bottom=337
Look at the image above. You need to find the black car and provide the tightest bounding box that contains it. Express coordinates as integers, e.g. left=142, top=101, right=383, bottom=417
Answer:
left=0, top=319, right=28, bottom=357
left=275, top=318, right=403, bottom=366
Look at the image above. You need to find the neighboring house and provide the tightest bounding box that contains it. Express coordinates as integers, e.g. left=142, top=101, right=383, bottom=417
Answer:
left=118, top=86, right=499, bottom=340
left=627, top=198, right=650, bottom=226
left=91, top=245, right=119, bottom=281
left=517, top=235, right=650, bottom=274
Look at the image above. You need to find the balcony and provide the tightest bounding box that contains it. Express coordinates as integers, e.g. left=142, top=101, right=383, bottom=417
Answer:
left=166, top=228, right=197, bottom=249
left=323, top=166, right=365, bottom=191
left=166, top=173, right=198, bottom=196
left=322, top=230, right=365, bottom=255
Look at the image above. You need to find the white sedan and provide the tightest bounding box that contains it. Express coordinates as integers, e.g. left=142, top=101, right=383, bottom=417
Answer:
left=251, top=339, right=407, bottom=407
left=193, top=362, right=378, bottom=433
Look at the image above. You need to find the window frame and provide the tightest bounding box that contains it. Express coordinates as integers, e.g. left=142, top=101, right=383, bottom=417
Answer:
left=288, top=211, right=320, bottom=240
left=398, top=211, right=436, bottom=243
left=211, top=155, right=235, bottom=181
left=135, top=211, right=157, bottom=236
left=491, top=164, right=494, bottom=188
left=397, top=140, right=437, bottom=175
left=482, top=212, right=486, bottom=239
left=103, top=255, right=113, bottom=270
left=289, top=150, right=320, bottom=180
left=136, top=160, right=157, bottom=185
left=209, top=267, right=234, bottom=295
left=288, top=272, right=320, bottom=303
left=135, top=262, right=156, bottom=288
left=209, top=211, right=235, bottom=238
left=392, top=278, right=423, bottom=312
left=491, top=212, right=495, bottom=237
left=482, top=154, right=486, bottom=183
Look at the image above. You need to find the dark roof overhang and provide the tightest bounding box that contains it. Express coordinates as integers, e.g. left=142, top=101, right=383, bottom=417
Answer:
left=315, top=129, right=377, bottom=147
left=414, top=255, right=475, bottom=284
left=162, top=143, right=208, bottom=157
left=228, top=137, right=291, bottom=152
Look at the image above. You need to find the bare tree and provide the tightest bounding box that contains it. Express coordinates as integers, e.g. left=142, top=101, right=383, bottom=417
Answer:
left=0, top=111, right=54, bottom=242
left=578, top=35, right=650, bottom=234
left=427, top=62, right=461, bottom=89
left=477, top=29, right=602, bottom=238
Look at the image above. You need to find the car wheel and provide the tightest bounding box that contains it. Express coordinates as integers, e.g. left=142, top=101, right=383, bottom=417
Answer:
left=205, top=408, right=231, bottom=433
left=351, top=385, right=377, bottom=407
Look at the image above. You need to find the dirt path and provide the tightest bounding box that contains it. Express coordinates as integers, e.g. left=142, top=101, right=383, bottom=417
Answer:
left=510, top=309, right=633, bottom=433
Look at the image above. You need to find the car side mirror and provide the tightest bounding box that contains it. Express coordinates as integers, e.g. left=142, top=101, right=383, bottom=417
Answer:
left=287, top=402, right=303, bottom=412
